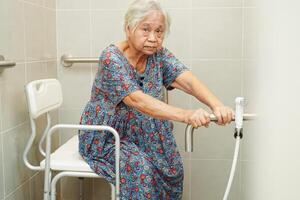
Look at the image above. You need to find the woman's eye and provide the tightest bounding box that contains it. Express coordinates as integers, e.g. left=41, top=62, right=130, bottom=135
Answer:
left=156, top=30, right=164, bottom=36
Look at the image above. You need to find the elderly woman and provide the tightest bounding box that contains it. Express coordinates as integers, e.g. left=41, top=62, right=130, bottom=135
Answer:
left=79, top=0, right=234, bottom=199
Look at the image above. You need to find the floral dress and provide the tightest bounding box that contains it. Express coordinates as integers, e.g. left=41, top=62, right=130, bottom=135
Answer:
left=79, top=44, right=189, bottom=199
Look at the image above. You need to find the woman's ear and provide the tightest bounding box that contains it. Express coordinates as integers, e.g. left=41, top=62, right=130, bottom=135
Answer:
left=125, top=25, right=131, bottom=38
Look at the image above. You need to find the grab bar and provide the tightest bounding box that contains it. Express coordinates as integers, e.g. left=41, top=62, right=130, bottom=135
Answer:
left=0, top=55, right=16, bottom=68
left=185, top=113, right=257, bottom=152
left=61, top=53, right=170, bottom=102
left=61, top=54, right=99, bottom=67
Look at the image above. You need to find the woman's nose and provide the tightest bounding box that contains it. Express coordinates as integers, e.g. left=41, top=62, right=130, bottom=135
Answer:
left=147, top=31, right=157, bottom=42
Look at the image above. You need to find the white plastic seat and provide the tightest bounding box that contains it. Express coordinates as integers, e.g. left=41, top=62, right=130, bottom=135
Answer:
left=23, top=79, right=120, bottom=200
left=39, top=135, right=93, bottom=172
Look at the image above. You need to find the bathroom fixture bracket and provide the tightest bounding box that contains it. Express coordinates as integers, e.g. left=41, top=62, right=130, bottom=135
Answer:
left=0, top=55, right=15, bottom=72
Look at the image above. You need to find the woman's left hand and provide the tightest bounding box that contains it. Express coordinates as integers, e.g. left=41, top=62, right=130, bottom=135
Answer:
left=212, top=106, right=235, bottom=125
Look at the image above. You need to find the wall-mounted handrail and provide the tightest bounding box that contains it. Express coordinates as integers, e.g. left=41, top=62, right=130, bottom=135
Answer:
left=61, top=54, right=99, bottom=67
left=185, top=113, right=257, bottom=152
left=60, top=53, right=169, bottom=102
left=0, top=55, right=16, bottom=69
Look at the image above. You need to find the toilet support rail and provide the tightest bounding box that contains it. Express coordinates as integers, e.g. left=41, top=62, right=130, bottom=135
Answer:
left=184, top=113, right=257, bottom=152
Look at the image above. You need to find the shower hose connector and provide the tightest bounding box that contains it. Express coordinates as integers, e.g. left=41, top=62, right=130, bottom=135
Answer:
left=234, top=127, right=243, bottom=139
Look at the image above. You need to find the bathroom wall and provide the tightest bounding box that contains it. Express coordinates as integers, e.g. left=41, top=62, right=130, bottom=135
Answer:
left=240, top=0, right=257, bottom=198
left=56, top=0, right=245, bottom=199
left=242, top=0, right=300, bottom=199
left=0, top=0, right=57, bottom=200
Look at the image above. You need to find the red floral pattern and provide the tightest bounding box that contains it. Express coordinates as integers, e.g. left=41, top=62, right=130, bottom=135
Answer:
left=79, top=44, right=189, bottom=199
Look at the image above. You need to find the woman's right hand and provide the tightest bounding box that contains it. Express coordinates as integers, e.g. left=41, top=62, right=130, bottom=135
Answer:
left=183, top=109, right=211, bottom=128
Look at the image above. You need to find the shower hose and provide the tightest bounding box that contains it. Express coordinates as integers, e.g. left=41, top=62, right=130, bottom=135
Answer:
left=223, top=97, right=244, bottom=200
left=222, top=128, right=243, bottom=200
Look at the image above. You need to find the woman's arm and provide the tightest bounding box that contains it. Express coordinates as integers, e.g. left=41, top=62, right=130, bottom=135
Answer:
left=171, top=71, right=223, bottom=109
left=123, top=90, right=211, bottom=128
left=170, top=71, right=234, bottom=125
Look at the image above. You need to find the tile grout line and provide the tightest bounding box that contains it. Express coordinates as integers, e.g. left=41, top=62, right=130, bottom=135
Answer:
left=0, top=121, right=29, bottom=198
left=21, top=0, right=55, bottom=11
left=42, top=5, right=47, bottom=79
left=0, top=121, right=28, bottom=135
left=89, top=0, right=94, bottom=87
left=4, top=170, right=39, bottom=199
left=55, top=0, right=59, bottom=80
left=241, top=0, right=246, bottom=97
left=55, top=6, right=256, bottom=12
left=3, top=0, right=27, bottom=198
left=189, top=5, right=193, bottom=199
left=168, top=6, right=255, bottom=10
left=56, top=8, right=123, bottom=12
left=23, top=0, right=27, bottom=85
left=239, top=155, right=243, bottom=199
left=1, top=132, right=5, bottom=199
left=239, top=0, right=246, bottom=198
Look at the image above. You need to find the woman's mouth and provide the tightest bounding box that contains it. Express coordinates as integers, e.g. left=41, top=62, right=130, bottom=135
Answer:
left=144, top=46, right=156, bottom=50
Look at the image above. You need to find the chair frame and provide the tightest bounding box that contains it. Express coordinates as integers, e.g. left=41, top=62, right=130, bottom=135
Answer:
left=23, top=79, right=120, bottom=200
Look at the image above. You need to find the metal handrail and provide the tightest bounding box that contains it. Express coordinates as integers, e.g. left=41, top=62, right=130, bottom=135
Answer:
left=185, top=113, right=257, bottom=152
left=0, top=55, right=16, bottom=68
left=61, top=54, right=99, bottom=67
left=60, top=53, right=170, bottom=103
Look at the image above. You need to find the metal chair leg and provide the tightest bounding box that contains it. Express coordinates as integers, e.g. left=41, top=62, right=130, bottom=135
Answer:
left=44, top=170, right=51, bottom=200
left=79, top=177, right=84, bottom=200
left=51, top=172, right=101, bottom=200
left=110, top=183, right=115, bottom=200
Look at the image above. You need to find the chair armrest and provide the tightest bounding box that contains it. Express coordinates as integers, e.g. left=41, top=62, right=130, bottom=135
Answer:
left=43, top=124, right=120, bottom=198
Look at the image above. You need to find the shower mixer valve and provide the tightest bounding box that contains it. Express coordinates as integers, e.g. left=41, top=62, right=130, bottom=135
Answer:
left=234, top=97, right=244, bottom=139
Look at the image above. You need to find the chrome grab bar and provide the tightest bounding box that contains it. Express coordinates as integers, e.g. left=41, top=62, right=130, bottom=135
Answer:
left=185, top=113, right=257, bottom=152
left=60, top=53, right=170, bottom=102
left=0, top=55, right=16, bottom=68
left=61, top=54, right=99, bottom=67
left=60, top=54, right=169, bottom=103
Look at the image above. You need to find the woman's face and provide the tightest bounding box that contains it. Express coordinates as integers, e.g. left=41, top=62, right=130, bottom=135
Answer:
left=126, top=11, right=166, bottom=55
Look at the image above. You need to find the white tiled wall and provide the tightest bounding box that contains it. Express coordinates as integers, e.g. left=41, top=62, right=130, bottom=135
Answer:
left=191, top=160, right=241, bottom=200
left=0, top=0, right=57, bottom=199
left=191, top=8, right=243, bottom=59
left=241, top=0, right=300, bottom=199
left=240, top=0, right=258, bottom=198
left=0, top=0, right=250, bottom=199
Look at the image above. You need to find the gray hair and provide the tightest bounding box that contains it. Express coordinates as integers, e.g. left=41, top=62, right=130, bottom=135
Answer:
left=124, top=0, right=171, bottom=35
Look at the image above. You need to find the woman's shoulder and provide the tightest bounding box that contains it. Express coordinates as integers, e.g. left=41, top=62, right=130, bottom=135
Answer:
left=99, top=44, right=123, bottom=62
left=156, top=47, right=176, bottom=59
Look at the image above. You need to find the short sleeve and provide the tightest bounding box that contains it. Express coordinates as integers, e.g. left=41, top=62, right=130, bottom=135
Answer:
left=96, top=50, right=139, bottom=105
left=160, top=48, right=190, bottom=90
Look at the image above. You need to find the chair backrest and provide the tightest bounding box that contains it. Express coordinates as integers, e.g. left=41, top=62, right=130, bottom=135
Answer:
left=25, top=79, right=63, bottom=119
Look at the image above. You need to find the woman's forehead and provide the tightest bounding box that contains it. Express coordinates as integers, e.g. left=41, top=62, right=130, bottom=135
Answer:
left=139, top=11, right=165, bottom=27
